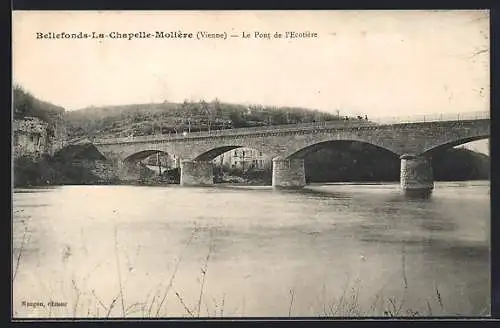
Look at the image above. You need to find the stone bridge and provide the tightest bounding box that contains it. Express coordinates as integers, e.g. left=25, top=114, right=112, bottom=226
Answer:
left=93, top=114, right=490, bottom=195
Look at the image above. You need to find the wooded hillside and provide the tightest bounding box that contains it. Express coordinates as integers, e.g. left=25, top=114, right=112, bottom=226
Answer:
left=13, top=85, right=65, bottom=125
left=64, top=100, right=343, bottom=139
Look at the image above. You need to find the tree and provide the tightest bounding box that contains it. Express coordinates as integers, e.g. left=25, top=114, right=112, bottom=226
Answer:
left=212, top=98, right=222, bottom=117
left=181, top=99, right=192, bottom=133
left=229, top=111, right=244, bottom=128
left=200, top=99, right=216, bottom=132
left=13, top=85, right=34, bottom=119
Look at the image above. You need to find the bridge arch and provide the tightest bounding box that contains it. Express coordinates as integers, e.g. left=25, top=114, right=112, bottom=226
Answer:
left=123, top=149, right=172, bottom=163
left=118, top=149, right=179, bottom=181
left=270, top=139, right=401, bottom=189
left=194, top=146, right=244, bottom=161
left=193, top=145, right=269, bottom=161
left=92, top=116, right=489, bottom=190
left=285, top=139, right=400, bottom=160
left=422, top=134, right=490, bottom=156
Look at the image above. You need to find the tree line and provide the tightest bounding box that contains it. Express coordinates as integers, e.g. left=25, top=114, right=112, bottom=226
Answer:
left=63, top=99, right=342, bottom=139
left=13, top=85, right=65, bottom=126
left=12, top=84, right=350, bottom=140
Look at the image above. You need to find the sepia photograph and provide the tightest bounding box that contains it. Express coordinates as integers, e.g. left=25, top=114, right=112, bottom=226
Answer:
left=11, top=10, right=490, bottom=318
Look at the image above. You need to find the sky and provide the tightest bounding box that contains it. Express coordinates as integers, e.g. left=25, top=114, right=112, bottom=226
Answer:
left=12, top=10, right=490, bottom=153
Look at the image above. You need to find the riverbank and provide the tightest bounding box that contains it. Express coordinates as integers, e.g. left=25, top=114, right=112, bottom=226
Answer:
left=13, top=146, right=490, bottom=188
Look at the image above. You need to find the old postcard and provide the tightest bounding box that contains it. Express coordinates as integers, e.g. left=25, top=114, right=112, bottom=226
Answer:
left=12, top=10, right=490, bottom=319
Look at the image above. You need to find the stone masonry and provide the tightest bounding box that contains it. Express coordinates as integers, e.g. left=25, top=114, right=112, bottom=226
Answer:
left=272, top=157, right=306, bottom=188
left=180, top=160, right=214, bottom=186
left=93, top=118, right=490, bottom=193
left=400, top=154, right=434, bottom=195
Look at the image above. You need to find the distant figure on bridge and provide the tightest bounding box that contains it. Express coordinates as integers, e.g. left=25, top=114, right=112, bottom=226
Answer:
left=357, top=115, right=363, bottom=120
left=365, top=115, right=368, bottom=120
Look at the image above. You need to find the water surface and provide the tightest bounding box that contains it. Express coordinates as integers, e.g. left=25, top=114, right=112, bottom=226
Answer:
left=12, top=181, right=490, bottom=317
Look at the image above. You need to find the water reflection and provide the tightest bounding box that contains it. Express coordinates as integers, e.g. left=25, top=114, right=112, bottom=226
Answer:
left=12, top=181, right=490, bottom=318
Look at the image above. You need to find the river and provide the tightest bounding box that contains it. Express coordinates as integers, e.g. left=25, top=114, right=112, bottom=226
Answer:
left=12, top=181, right=490, bottom=318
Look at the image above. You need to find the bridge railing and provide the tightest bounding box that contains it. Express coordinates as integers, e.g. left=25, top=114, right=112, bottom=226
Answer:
left=93, top=110, right=490, bottom=144
left=369, top=110, right=490, bottom=124
left=94, top=119, right=377, bottom=144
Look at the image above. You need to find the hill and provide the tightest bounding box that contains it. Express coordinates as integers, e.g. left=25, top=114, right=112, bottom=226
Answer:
left=63, top=100, right=343, bottom=139
left=432, top=147, right=490, bottom=181
left=13, top=85, right=65, bottom=125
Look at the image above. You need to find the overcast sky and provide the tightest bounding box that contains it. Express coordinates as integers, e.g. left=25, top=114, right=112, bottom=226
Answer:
left=12, top=10, right=490, bottom=153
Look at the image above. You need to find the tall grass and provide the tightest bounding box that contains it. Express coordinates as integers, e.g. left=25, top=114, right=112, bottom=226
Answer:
left=317, top=280, right=453, bottom=317
left=196, top=242, right=214, bottom=317
left=113, top=225, right=125, bottom=316
left=12, top=223, right=490, bottom=318
left=151, top=225, right=198, bottom=317
left=288, top=288, right=295, bottom=317
left=312, top=246, right=489, bottom=318
left=13, top=225, right=30, bottom=282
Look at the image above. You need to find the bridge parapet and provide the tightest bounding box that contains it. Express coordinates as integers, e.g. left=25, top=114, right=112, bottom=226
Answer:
left=93, top=119, right=375, bottom=144
left=93, top=111, right=489, bottom=145
left=371, top=110, right=489, bottom=124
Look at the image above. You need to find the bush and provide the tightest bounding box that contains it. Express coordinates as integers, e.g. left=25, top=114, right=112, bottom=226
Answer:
left=13, top=155, right=104, bottom=187
left=13, top=155, right=59, bottom=186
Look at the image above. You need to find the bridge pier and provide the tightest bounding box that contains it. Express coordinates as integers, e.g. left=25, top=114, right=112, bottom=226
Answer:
left=180, top=160, right=214, bottom=186
left=272, top=157, right=306, bottom=189
left=117, top=160, right=142, bottom=181
left=400, top=154, right=434, bottom=196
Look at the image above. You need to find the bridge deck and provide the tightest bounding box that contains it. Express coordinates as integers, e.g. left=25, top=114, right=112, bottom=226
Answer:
left=93, top=114, right=489, bottom=146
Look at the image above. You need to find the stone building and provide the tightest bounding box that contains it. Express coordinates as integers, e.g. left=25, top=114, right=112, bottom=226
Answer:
left=212, top=147, right=272, bottom=171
